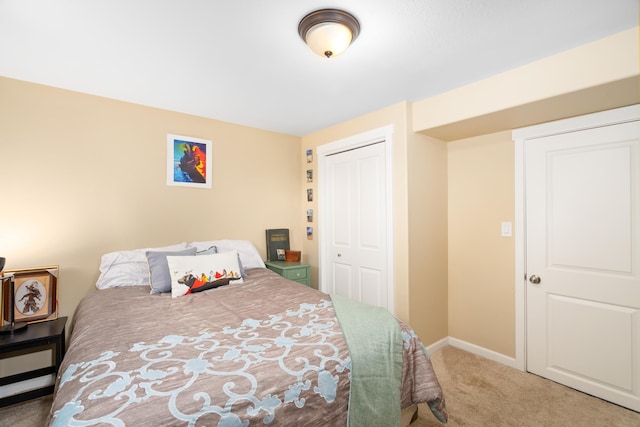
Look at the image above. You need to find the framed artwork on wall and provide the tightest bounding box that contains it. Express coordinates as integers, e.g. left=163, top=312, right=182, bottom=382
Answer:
left=167, top=134, right=212, bottom=188
left=2, top=266, right=58, bottom=325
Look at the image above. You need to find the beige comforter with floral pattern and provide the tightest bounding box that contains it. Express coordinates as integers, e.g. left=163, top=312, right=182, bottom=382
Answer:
left=47, top=268, right=446, bottom=426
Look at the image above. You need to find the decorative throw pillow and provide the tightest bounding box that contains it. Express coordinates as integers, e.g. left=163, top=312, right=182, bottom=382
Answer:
left=193, top=242, right=247, bottom=279
left=147, top=247, right=197, bottom=295
left=195, top=245, right=246, bottom=277
left=167, top=250, right=244, bottom=298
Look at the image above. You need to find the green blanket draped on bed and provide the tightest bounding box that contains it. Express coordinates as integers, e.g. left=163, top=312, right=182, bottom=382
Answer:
left=331, top=294, right=403, bottom=427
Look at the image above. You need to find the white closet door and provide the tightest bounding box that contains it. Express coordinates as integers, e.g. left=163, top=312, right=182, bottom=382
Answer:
left=525, top=114, right=640, bottom=412
left=325, top=142, right=389, bottom=309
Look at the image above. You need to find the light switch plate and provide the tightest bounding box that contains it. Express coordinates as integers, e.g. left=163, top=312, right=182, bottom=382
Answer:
left=501, top=222, right=512, bottom=237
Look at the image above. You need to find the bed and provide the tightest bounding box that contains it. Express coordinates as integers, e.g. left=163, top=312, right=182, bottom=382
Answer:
left=47, top=240, right=447, bottom=426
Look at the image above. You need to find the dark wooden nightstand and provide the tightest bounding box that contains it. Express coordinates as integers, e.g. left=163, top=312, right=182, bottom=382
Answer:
left=0, top=316, right=67, bottom=407
left=265, top=261, right=311, bottom=286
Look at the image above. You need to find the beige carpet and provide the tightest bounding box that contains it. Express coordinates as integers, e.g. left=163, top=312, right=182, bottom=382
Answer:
left=415, top=346, right=640, bottom=426
left=2, top=346, right=639, bottom=426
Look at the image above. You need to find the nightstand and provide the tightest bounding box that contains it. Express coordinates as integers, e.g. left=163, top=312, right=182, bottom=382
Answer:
left=265, top=261, right=311, bottom=286
left=0, top=317, right=67, bottom=407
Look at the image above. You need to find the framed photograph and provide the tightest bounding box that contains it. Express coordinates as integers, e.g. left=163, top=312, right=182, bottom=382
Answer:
left=2, top=266, right=58, bottom=324
left=167, top=134, right=212, bottom=188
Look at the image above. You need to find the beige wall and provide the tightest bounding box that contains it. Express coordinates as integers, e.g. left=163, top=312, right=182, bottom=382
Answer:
left=0, top=77, right=301, bottom=374
left=407, top=129, right=448, bottom=344
left=447, top=131, right=515, bottom=356
left=413, top=27, right=639, bottom=141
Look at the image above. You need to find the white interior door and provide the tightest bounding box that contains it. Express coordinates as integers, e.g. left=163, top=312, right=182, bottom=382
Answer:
left=324, top=142, right=388, bottom=309
left=524, top=110, right=640, bottom=411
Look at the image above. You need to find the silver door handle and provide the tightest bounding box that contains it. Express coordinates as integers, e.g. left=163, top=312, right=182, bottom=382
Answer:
left=529, top=275, right=541, bottom=284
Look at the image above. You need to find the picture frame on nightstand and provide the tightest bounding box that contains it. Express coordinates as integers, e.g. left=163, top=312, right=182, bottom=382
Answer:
left=2, top=266, right=58, bottom=325
left=266, top=228, right=290, bottom=261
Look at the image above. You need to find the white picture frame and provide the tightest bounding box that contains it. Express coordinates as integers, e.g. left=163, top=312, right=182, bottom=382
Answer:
left=167, top=134, right=212, bottom=188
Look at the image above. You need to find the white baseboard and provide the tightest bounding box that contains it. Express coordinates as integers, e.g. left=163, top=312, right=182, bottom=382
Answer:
left=424, top=337, right=449, bottom=355
left=425, top=336, right=520, bottom=370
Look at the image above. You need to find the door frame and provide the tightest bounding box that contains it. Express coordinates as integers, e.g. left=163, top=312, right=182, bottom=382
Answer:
left=316, top=125, right=395, bottom=313
left=512, top=104, right=640, bottom=372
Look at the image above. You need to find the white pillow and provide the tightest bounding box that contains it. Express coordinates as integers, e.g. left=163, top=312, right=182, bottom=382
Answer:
left=96, top=243, right=188, bottom=290
left=188, top=239, right=265, bottom=269
left=167, top=250, right=244, bottom=298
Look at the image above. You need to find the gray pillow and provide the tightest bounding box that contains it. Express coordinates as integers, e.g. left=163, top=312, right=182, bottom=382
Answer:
left=147, top=247, right=197, bottom=294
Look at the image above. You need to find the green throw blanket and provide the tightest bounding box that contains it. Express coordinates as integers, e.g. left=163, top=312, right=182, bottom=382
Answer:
left=331, top=295, right=403, bottom=427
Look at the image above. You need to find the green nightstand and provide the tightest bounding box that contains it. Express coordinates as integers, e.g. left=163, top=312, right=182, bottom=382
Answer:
left=265, top=261, right=310, bottom=286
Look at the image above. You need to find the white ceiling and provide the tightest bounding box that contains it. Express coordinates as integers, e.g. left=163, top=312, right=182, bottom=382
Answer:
left=1, top=0, right=637, bottom=136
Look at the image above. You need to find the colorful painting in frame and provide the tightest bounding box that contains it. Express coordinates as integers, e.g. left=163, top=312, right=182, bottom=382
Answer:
left=167, top=134, right=212, bottom=188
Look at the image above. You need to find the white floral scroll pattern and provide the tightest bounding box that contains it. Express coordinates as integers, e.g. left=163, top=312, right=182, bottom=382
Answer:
left=52, top=300, right=350, bottom=427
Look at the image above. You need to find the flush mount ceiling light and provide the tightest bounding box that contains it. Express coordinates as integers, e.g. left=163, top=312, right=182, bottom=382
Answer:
left=298, top=9, right=360, bottom=58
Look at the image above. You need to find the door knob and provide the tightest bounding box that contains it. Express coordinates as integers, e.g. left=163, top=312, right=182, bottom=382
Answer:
left=529, top=275, right=541, bottom=284
left=337, top=253, right=342, bottom=257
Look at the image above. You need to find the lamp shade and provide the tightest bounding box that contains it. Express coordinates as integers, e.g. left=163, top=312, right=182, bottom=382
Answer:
left=299, top=9, right=360, bottom=58
left=305, top=22, right=353, bottom=58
